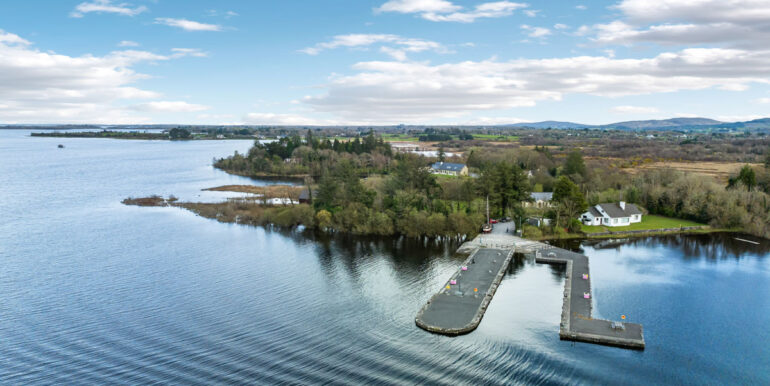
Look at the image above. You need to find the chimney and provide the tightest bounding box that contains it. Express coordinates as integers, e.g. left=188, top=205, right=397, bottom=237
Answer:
left=620, top=201, right=626, bottom=210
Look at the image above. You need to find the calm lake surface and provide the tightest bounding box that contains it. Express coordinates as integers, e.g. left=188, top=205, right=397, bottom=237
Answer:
left=1, top=130, right=769, bottom=385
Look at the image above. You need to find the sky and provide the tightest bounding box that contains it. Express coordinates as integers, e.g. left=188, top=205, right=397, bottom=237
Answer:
left=1, top=0, right=770, bottom=125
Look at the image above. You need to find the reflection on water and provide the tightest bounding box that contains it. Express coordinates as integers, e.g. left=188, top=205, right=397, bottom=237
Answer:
left=1, top=129, right=769, bottom=384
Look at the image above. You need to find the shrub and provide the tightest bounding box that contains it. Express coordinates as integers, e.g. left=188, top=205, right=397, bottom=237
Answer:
left=315, top=209, right=333, bottom=230
left=522, top=224, right=542, bottom=238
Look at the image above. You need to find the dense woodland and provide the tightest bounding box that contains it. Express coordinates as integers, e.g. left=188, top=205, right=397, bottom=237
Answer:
left=212, top=129, right=770, bottom=239
left=214, top=130, right=530, bottom=238
left=214, top=130, right=394, bottom=177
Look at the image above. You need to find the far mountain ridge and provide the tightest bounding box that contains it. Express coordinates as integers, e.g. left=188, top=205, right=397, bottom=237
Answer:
left=504, top=117, right=770, bottom=131
left=604, top=118, right=722, bottom=129
left=505, top=120, right=591, bottom=129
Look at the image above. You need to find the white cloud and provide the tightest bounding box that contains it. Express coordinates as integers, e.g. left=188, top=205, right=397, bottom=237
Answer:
left=376, top=0, right=460, bottom=14
left=0, top=30, right=30, bottom=46
left=611, top=105, right=659, bottom=114
left=300, top=34, right=447, bottom=61
left=155, top=18, right=222, bottom=32
left=575, top=25, right=592, bottom=36
left=592, top=0, right=770, bottom=47
left=71, top=0, right=147, bottom=18
left=575, top=5, right=587, bottom=10
left=376, top=0, right=528, bottom=23
left=523, top=10, right=539, bottom=18
left=521, top=25, right=551, bottom=38
left=206, top=9, right=239, bottom=18
left=755, top=97, right=770, bottom=104
left=379, top=47, right=408, bottom=61
left=304, top=48, right=770, bottom=123
left=242, top=113, right=339, bottom=126
left=131, top=101, right=210, bottom=112
left=197, top=113, right=234, bottom=120
left=0, top=30, right=205, bottom=123
left=170, top=48, right=208, bottom=58
left=118, top=40, right=139, bottom=47
left=554, top=23, right=569, bottom=30
left=616, top=0, right=770, bottom=24
left=463, top=116, right=528, bottom=125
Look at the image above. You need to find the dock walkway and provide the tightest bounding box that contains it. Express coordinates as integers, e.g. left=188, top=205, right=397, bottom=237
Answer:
left=415, top=248, right=513, bottom=335
left=416, top=233, right=645, bottom=349
left=535, top=247, right=645, bottom=349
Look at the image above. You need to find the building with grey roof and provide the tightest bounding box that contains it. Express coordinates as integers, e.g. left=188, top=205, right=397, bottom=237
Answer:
left=430, top=162, right=468, bottom=176
left=581, top=201, right=643, bottom=227
left=525, top=192, right=554, bottom=208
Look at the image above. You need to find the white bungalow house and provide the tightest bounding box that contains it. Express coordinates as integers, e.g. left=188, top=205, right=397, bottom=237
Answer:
left=430, top=162, right=468, bottom=176
left=581, top=201, right=643, bottom=227
left=525, top=192, right=553, bottom=208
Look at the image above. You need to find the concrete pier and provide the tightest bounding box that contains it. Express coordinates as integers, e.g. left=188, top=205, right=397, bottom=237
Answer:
left=535, top=248, right=645, bottom=350
left=415, top=248, right=514, bottom=335
left=416, top=233, right=645, bottom=349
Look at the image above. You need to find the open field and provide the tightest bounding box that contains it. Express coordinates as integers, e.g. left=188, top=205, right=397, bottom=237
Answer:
left=381, top=133, right=420, bottom=142
left=582, top=215, right=707, bottom=234
left=627, top=161, right=762, bottom=181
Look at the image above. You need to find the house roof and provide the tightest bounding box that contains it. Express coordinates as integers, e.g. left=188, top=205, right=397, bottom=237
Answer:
left=597, top=202, right=642, bottom=218
left=587, top=206, right=602, bottom=217
left=530, top=192, right=553, bottom=201
left=431, top=162, right=466, bottom=171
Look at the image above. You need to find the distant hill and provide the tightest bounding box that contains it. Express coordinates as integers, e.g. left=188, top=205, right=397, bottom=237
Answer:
left=731, top=118, right=770, bottom=129
left=505, top=121, right=590, bottom=129
left=499, top=117, right=770, bottom=131
left=601, top=118, right=723, bottom=130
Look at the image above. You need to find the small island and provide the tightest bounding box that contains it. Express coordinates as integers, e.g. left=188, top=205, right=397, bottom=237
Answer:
left=31, top=127, right=260, bottom=140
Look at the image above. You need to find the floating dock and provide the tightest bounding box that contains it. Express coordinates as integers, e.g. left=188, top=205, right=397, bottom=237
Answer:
left=416, top=234, right=645, bottom=349
left=415, top=248, right=514, bottom=335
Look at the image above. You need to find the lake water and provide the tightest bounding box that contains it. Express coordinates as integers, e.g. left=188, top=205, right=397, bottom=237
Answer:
left=1, top=130, right=769, bottom=385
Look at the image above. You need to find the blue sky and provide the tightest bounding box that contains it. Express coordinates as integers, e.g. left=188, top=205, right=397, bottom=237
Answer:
left=1, top=0, right=769, bottom=125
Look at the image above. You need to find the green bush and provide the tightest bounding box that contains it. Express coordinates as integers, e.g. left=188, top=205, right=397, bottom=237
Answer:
left=553, top=227, right=568, bottom=238
left=568, top=218, right=583, bottom=233
left=522, top=224, right=542, bottom=238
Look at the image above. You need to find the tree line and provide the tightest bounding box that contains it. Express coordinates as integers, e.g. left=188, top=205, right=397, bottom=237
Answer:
left=214, top=132, right=532, bottom=238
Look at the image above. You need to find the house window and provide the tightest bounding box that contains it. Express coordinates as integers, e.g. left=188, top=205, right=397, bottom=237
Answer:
left=613, top=218, right=617, bottom=224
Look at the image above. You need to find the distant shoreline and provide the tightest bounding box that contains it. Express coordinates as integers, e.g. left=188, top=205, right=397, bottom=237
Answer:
left=30, top=131, right=257, bottom=140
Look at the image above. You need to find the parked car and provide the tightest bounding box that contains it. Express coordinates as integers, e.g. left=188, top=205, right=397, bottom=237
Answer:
left=489, top=219, right=498, bottom=224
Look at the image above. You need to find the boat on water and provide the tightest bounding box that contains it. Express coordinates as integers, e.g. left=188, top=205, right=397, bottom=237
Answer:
left=57, top=144, right=64, bottom=148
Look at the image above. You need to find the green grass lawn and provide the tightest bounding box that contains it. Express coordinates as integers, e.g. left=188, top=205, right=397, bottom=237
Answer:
left=581, top=214, right=707, bottom=234
left=381, top=134, right=420, bottom=142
